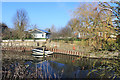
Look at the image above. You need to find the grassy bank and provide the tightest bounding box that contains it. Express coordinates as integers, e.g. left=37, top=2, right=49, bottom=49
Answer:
left=2, top=50, right=35, bottom=60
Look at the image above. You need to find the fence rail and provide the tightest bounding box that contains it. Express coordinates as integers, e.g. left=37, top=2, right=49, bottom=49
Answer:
left=1, top=42, right=44, bottom=47
left=2, top=39, right=46, bottom=42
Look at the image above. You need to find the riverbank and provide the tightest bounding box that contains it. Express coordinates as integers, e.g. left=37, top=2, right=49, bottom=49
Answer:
left=1, top=51, right=102, bottom=79
left=47, top=48, right=119, bottom=59
left=1, top=40, right=120, bottom=59
left=2, top=49, right=120, bottom=60
left=2, top=50, right=35, bottom=60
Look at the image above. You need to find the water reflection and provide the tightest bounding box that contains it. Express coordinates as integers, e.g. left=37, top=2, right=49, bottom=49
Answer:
left=2, top=53, right=112, bottom=79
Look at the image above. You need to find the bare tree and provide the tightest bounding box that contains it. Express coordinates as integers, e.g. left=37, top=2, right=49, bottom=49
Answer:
left=50, top=24, right=56, bottom=33
left=71, top=3, right=114, bottom=49
left=31, top=24, right=38, bottom=29
left=50, top=24, right=58, bottom=39
left=13, top=9, right=29, bottom=40
left=59, top=26, right=72, bottom=38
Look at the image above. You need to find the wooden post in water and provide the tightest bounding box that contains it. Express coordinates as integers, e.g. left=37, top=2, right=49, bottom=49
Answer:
left=43, top=47, right=45, bottom=57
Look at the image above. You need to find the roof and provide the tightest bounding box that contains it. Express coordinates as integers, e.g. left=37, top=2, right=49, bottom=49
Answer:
left=38, top=29, right=50, bottom=34
left=29, top=28, right=50, bottom=34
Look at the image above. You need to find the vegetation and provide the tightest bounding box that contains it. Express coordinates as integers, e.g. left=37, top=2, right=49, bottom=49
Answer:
left=1, top=23, right=10, bottom=40
left=1, top=1, right=119, bottom=51
left=47, top=1, right=119, bottom=53
left=1, top=1, right=120, bottom=79
left=86, top=1, right=120, bottom=79
left=88, top=59, right=120, bottom=79
left=99, top=1, right=120, bottom=50
left=13, top=9, right=29, bottom=40
left=1, top=23, right=33, bottom=40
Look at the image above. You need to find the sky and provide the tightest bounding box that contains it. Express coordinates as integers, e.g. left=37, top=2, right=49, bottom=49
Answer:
left=2, top=2, right=81, bottom=30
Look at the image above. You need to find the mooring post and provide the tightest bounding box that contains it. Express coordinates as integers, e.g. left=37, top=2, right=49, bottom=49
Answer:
left=43, top=47, right=45, bottom=56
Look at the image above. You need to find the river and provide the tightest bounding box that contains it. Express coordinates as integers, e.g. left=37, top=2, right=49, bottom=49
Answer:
left=2, top=51, right=120, bottom=79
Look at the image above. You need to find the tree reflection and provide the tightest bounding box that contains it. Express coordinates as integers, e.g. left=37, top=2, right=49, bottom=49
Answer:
left=2, top=53, right=107, bottom=79
left=88, top=59, right=120, bottom=79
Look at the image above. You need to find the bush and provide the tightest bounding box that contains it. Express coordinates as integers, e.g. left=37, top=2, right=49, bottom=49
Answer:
left=103, top=40, right=118, bottom=51
left=74, top=38, right=82, bottom=41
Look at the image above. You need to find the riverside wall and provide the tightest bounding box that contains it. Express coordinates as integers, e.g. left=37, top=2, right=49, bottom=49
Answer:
left=1, top=40, right=119, bottom=59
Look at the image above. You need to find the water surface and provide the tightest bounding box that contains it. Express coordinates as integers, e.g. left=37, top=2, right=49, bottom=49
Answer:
left=2, top=52, right=118, bottom=79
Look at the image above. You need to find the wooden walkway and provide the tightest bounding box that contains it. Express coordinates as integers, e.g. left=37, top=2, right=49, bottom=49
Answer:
left=2, top=46, right=88, bottom=56
left=2, top=46, right=119, bottom=59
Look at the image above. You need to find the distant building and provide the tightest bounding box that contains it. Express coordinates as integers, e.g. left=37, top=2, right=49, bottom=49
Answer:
left=75, top=27, right=117, bottom=39
left=76, top=32, right=89, bottom=39
left=28, top=29, right=51, bottom=39
left=75, top=31, right=117, bottom=39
